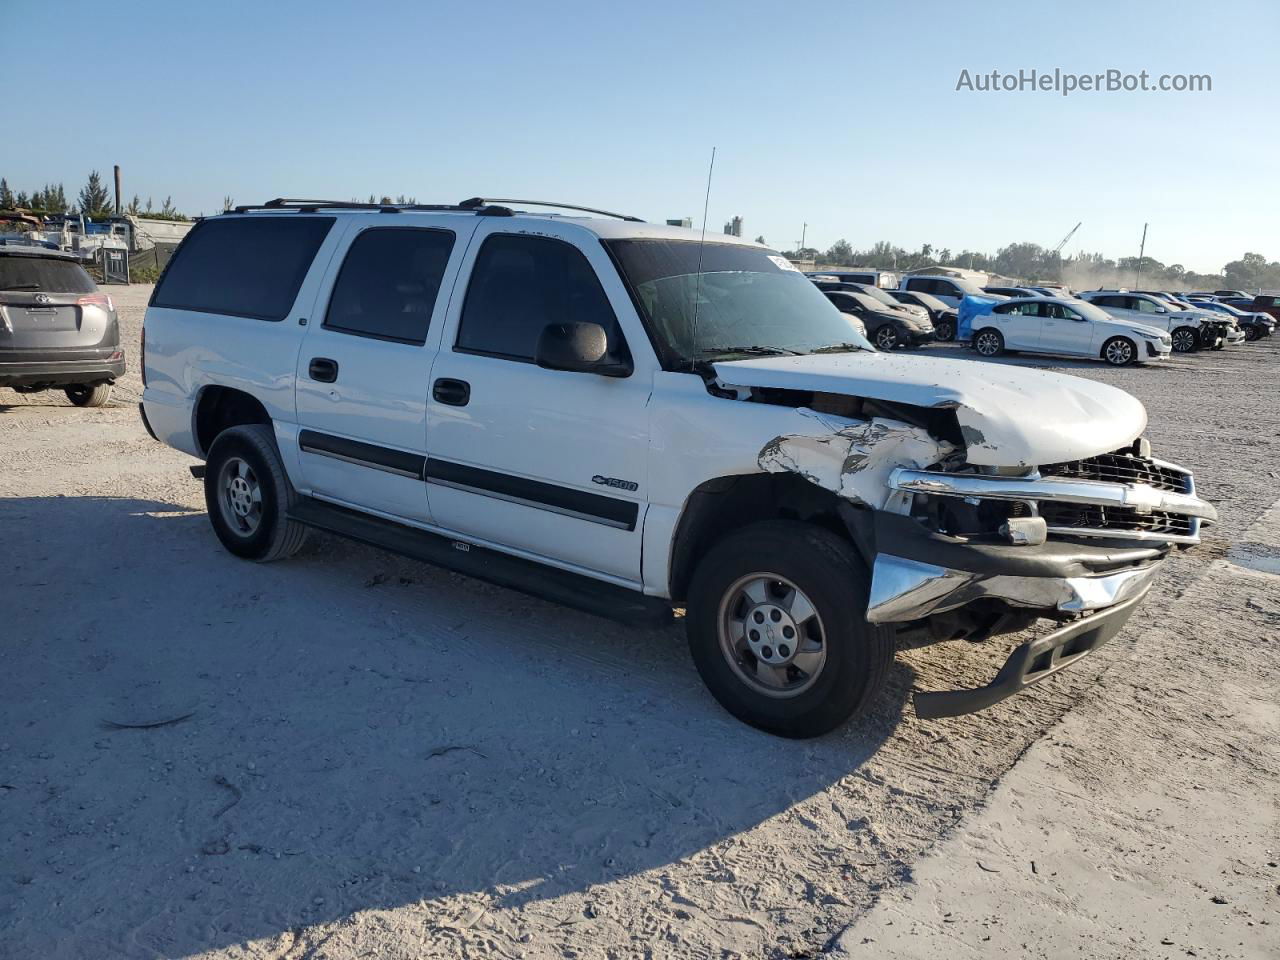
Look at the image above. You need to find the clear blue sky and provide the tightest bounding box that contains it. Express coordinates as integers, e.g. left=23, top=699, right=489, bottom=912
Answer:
left=5, top=0, right=1276, bottom=273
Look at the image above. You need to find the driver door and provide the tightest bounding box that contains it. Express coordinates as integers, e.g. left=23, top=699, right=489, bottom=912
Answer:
left=1039, top=302, right=1089, bottom=355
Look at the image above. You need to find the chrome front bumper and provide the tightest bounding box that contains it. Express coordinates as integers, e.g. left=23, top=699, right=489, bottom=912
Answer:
left=867, top=553, right=1160, bottom=623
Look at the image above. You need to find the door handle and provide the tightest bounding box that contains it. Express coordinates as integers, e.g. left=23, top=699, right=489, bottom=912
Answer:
left=309, top=357, right=339, bottom=383
left=432, top=377, right=470, bottom=406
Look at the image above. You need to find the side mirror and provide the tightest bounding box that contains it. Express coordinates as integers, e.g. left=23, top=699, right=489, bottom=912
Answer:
left=535, top=322, right=630, bottom=377
left=1155, top=306, right=1167, bottom=313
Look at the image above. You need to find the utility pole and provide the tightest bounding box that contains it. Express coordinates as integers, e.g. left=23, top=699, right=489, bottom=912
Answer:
left=113, top=165, right=122, bottom=215
left=1134, top=223, right=1148, bottom=288
left=796, top=222, right=807, bottom=255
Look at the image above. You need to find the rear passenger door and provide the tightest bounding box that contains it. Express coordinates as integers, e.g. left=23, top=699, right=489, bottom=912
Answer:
left=292, top=217, right=478, bottom=523
left=990, top=301, right=1044, bottom=349
left=423, top=221, right=652, bottom=584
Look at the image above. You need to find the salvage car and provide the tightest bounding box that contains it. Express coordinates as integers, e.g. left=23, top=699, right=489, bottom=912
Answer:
left=1185, top=297, right=1274, bottom=340
left=1077, top=290, right=1221, bottom=353
left=140, top=199, right=1217, bottom=737
left=886, top=288, right=958, bottom=341
left=0, top=244, right=124, bottom=406
left=969, top=297, right=1172, bottom=365
left=823, top=289, right=933, bottom=349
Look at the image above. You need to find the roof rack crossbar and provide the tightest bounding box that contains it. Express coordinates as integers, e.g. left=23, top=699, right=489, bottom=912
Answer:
left=457, top=198, right=643, bottom=222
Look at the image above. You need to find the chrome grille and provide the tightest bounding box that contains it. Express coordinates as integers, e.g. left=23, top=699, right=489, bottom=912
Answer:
left=1038, top=502, right=1195, bottom=538
left=1039, top=452, right=1190, bottom=494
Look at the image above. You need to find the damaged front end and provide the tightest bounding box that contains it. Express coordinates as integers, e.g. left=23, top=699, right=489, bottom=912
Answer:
left=726, top=361, right=1218, bottom=718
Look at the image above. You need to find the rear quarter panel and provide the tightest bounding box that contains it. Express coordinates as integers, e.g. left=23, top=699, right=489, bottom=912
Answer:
left=141, top=218, right=351, bottom=462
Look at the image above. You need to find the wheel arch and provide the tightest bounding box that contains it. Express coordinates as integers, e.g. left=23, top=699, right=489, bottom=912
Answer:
left=193, top=385, right=273, bottom=457
left=667, top=472, right=867, bottom=603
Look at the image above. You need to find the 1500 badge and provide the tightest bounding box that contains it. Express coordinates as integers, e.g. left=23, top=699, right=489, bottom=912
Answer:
left=592, top=475, right=638, bottom=492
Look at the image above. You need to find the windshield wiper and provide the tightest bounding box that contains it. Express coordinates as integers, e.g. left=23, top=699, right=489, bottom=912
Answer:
left=0, top=283, right=41, bottom=291
left=811, top=342, right=872, bottom=354
left=698, top=345, right=803, bottom=359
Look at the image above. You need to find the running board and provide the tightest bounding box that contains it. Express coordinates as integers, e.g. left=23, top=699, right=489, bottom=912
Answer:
left=288, top=498, right=672, bottom=627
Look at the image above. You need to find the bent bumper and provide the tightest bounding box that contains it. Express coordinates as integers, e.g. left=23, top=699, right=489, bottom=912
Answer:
left=868, top=552, right=1158, bottom=622
left=0, top=352, right=125, bottom=387
left=912, top=589, right=1146, bottom=719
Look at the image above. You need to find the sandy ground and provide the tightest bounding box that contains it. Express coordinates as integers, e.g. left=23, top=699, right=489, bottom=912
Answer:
left=1, top=284, right=1277, bottom=959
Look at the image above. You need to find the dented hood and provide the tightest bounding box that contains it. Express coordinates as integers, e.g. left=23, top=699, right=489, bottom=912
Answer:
left=713, top=352, right=1148, bottom=467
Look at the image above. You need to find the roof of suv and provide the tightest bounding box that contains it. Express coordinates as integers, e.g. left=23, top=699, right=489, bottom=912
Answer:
left=221, top=198, right=766, bottom=247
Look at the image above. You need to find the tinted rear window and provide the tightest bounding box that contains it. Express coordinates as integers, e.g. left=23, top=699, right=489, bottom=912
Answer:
left=323, top=228, right=455, bottom=344
left=152, top=216, right=334, bottom=320
left=0, top=255, right=96, bottom=294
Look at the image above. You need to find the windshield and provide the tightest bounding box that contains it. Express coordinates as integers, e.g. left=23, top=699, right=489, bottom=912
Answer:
left=896, top=290, right=945, bottom=311
left=606, top=239, right=873, bottom=362
left=1072, top=301, right=1116, bottom=323
left=850, top=284, right=903, bottom=309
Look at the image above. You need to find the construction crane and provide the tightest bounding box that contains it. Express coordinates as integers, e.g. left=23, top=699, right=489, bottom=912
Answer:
left=1052, top=221, right=1082, bottom=256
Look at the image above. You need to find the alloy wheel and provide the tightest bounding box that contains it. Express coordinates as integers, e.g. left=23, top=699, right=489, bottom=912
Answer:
left=717, top=573, right=827, bottom=699
left=218, top=456, right=263, bottom=537
left=1105, top=339, right=1134, bottom=365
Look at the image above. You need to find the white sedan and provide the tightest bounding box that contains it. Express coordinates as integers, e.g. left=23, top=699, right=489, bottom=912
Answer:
left=970, top=297, right=1172, bottom=366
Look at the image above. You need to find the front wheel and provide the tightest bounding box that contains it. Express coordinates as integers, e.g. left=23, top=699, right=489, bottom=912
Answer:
left=686, top=521, right=894, bottom=738
left=873, top=324, right=900, bottom=350
left=1171, top=327, right=1199, bottom=353
left=65, top=383, right=112, bottom=407
left=204, top=424, right=309, bottom=562
left=1101, top=336, right=1137, bottom=366
left=973, top=328, right=1004, bottom=357
left=1244, top=324, right=1259, bottom=342
left=933, top=316, right=956, bottom=342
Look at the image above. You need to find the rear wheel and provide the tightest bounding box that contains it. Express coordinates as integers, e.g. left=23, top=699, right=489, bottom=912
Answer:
left=204, top=424, right=309, bottom=562
left=873, top=325, right=899, bottom=350
left=686, top=521, right=894, bottom=738
left=1101, top=336, right=1137, bottom=366
left=973, top=328, right=1004, bottom=357
left=64, top=383, right=112, bottom=407
left=1171, top=327, right=1199, bottom=353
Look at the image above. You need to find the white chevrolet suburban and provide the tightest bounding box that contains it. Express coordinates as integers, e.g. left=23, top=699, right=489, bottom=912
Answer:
left=139, top=198, right=1217, bottom=737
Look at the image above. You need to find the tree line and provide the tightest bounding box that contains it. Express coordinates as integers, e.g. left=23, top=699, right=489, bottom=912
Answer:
left=0, top=170, right=188, bottom=222
left=773, top=236, right=1280, bottom=292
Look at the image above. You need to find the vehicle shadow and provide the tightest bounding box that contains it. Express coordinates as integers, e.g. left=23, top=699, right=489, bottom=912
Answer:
left=0, top=495, right=912, bottom=959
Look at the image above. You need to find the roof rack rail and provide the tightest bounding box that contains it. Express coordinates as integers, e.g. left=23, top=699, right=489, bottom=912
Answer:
left=228, top=198, right=515, bottom=216
left=457, top=198, right=643, bottom=222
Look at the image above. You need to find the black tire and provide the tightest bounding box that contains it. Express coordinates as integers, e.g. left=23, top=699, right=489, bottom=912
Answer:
left=1171, top=327, right=1199, bottom=353
left=64, top=383, right=112, bottom=407
left=933, top=316, right=956, bottom=342
left=973, top=328, right=1004, bottom=357
left=204, top=424, right=309, bottom=562
left=872, top=324, right=899, bottom=350
left=1101, top=336, right=1137, bottom=366
left=1243, top=324, right=1259, bottom=342
left=685, top=520, right=895, bottom=739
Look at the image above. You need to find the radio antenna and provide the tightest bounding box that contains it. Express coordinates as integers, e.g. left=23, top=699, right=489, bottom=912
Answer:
left=690, top=146, right=716, bottom=345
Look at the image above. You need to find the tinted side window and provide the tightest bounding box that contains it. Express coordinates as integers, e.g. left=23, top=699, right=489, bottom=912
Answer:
left=1092, top=295, right=1123, bottom=308
left=153, top=216, right=334, bottom=321
left=323, top=228, right=454, bottom=344
left=457, top=234, right=621, bottom=362
left=905, top=278, right=929, bottom=293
